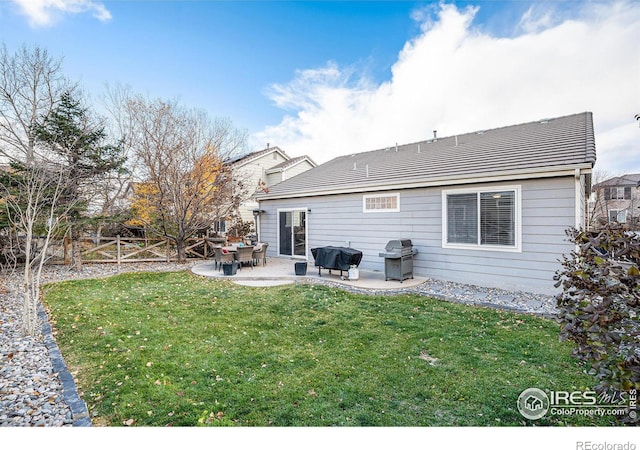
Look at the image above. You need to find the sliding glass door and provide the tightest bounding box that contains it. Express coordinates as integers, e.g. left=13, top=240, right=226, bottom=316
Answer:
left=278, top=209, right=307, bottom=257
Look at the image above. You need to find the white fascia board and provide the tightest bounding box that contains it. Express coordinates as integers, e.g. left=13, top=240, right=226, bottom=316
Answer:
left=257, top=164, right=593, bottom=201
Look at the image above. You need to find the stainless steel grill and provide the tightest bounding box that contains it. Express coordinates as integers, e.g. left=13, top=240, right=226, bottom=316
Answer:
left=378, top=239, right=418, bottom=282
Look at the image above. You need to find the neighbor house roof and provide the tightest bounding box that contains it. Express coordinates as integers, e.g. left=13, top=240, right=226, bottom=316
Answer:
left=265, top=155, right=317, bottom=174
left=593, top=174, right=640, bottom=189
left=229, top=146, right=289, bottom=167
left=257, top=112, right=596, bottom=200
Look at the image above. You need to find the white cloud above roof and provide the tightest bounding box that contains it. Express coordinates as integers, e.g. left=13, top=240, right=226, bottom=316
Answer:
left=9, top=0, right=111, bottom=27
left=254, top=1, right=640, bottom=174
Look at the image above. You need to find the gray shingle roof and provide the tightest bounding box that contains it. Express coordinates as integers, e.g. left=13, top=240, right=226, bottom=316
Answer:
left=258, top=112, right=596, bottom=199
left=594, top=173, right=640, bottom=188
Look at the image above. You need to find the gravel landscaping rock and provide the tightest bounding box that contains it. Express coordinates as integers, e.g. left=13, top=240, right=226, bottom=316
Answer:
left=303, top=276, right=558, bottom=317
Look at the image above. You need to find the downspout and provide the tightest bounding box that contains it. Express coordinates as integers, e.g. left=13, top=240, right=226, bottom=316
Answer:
left=575, top=168, right=584, bottom=229
left=254, top=202, right=261, bottom=243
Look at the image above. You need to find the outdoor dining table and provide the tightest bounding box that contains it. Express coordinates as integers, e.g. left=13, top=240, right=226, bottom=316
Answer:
left=225, top=245, right=255, bottom=268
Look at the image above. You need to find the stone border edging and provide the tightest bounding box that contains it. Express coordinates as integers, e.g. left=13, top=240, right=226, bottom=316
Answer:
left=38, top=303, right=92, bottom=427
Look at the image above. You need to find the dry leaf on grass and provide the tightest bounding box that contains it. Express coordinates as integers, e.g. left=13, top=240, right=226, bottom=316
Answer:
left=419, top=349, right=439, bottom=366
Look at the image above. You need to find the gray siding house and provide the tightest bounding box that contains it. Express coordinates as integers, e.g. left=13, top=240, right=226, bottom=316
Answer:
left=590, top=173, right=640, bottom=230
left=255, top=112, right=596, bottom=294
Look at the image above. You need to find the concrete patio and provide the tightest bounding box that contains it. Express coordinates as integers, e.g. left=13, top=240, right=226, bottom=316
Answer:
left=191, top=256, right=427, bottom=289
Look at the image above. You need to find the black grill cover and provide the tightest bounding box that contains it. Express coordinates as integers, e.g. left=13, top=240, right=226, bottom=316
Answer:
left=311, top=246, right=363, bottom=271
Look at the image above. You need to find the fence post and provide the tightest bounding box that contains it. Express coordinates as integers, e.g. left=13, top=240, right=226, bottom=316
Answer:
left=117, top=235, right=121, bottom=267
left=63, top=237, right=72, bottom=265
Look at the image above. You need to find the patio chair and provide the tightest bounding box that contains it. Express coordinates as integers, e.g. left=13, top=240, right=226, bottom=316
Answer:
left=252, top=242, right=267, bottom=267
left=214, top=247, right=235, bottom=271
left=235, top=245, right=255, bottom=269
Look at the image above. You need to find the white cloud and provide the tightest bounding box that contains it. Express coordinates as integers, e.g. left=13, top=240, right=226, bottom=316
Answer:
left=517, top=4, right=557, bottom=34
left=254, top=1, right=640, bottom=174
left=9, top=0, right=111, bottom=27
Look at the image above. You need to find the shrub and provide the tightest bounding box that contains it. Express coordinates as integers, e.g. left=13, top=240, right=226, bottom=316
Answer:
left=554, top=224, right=640, bottom=399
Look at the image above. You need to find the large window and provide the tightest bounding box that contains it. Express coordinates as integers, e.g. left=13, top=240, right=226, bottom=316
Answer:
left=443, top=186, right=521, bottom=251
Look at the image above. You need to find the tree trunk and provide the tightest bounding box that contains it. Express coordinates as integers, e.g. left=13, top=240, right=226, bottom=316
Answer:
left=70, top=226, right=82, bottom=270
left=22, top=259, right=39, bottom=337
left=176, top=239, right=186, bottom=263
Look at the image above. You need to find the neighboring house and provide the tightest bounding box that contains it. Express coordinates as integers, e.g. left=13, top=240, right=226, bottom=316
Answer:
left=228, top=145, right=316, bottom=228
left=255, top=112, right=596, bottom=295
left=264, top=155, right=317, bottom=187
left=590, top=174, right=640, bottom=230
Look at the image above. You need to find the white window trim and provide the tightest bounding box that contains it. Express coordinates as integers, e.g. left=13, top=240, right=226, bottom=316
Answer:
left=441, top=185, right=522, bottom=253
left=363, top=193, right=400, bottom=213
left=608, top=209, right=627, bottom=223
left=613, top=187, right=625, bottom=200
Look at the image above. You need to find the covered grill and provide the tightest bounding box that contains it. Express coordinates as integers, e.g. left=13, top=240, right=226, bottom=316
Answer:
left=378, top=239, right=417, bottom=282
left=311, top=246, right=363, bottom=278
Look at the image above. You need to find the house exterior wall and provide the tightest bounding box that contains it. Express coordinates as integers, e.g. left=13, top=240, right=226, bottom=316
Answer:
left=234, top=151, right=289, bottom=223
left=265, top=171, right=283, bottom=187
left=258, top=176, right=577, bottom=294
left=265, top=160, right=316, bottom=187
left=283, top=160, right=316, bottom=181
left=235, top=151, right=289, bottom=194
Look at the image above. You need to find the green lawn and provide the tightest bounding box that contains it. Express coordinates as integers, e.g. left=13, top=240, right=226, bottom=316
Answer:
left=42, top=270, right=617, bottom=426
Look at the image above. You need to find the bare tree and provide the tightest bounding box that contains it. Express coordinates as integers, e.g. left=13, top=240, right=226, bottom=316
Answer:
left=588, top=168, right=616, bottom=230
left=0, top=44, right=78, bottom=336
left=90, top=83, right=139, bottom=236
left=1, top=161, right=74, bottom=336
left=123, top=96, right=247, bottom=262
left=0, top=44, right=72, bottom=163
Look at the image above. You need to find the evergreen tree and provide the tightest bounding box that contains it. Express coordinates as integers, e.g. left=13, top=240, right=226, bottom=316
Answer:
left=33, top=91, right=126, bottom=269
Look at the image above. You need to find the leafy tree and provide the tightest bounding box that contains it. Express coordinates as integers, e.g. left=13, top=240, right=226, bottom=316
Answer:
left=124, top=97, right=246, bottom=262
left=33, top=90, right=126, bottom=269
left=555, top=224, right=640, bottom=407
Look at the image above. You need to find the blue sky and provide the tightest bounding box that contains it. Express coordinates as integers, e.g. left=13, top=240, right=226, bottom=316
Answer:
left=0, top=0, right=639, bottom=174
left=0, top=1, right=423, bottom=135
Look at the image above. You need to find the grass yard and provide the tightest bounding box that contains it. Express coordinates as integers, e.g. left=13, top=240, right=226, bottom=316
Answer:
left=42, top=270, right=618, bottom=426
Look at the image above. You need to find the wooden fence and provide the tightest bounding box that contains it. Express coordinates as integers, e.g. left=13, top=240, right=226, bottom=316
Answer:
left=47, top=236, right=222, bottom=265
